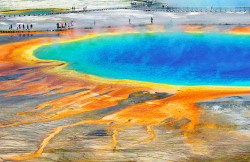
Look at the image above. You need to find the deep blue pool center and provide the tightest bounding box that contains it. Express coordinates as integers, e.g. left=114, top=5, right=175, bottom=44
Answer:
left=34, top=33, right=250, bottom=86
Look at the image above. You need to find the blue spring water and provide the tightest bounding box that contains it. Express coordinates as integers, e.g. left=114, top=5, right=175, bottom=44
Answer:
left=2, top=10, right=61, bottom=15
left=34, top=33, right=250, bottom=86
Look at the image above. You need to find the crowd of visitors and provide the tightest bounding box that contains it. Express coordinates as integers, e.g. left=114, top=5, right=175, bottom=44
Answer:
left=6, top=16, right=156, bottom=32
left=6, top=21, right=75, bottom=32
left=8, top=24, right=33, bottom=30
left=56, top=21, right=74, bottom=29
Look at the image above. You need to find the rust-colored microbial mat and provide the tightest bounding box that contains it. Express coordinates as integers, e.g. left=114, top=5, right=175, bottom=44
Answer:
left=0, top=27, right=249, bottom=161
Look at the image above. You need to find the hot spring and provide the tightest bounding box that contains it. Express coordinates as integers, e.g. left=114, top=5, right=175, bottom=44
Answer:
left=1, top=9, right=62, bottom=15
left=34, top=33, right=250, bottom=86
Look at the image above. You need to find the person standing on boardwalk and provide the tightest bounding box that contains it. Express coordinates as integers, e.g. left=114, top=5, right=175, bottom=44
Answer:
left=30, top=24, right=33, bottom=29
left=129, top=18, right=131, bottom=25
left=23, top=24, right=25, bottom=30
left=211, top=6, right=214, bottom=12
left=57, top=23, right=59, bottom=29
left=27, top=24, right=29, bottom=30
left=151, top=17, right=153, bottom=24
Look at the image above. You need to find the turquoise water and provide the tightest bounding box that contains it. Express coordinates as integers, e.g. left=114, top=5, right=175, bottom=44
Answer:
left=34, top=33, right=250, bottom=86
left=2, top=10, right=62, bottom=15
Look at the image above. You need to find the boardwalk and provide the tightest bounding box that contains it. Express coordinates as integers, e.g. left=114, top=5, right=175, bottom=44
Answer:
left=0, top=6, right=249, bottom=18
left=1, top=6, right=249, bottom=33
left=145, top=6, right=250, bottom=13
left=0, top=7, right=130, bottom=18
left=0, top=28, right=72, bottom=33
